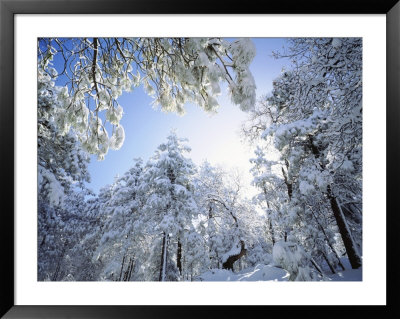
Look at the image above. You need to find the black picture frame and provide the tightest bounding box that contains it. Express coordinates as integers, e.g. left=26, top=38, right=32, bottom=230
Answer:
left=1, top=0, right=398, bottom=318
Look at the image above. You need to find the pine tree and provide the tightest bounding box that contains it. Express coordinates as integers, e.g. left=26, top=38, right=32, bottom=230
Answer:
left=94, top=159, right=145, bottom=281
left=141, top=131, right=198, bottom=281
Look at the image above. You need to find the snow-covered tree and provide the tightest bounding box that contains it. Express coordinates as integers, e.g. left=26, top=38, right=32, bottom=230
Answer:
left=140, top=131, right=198, bottom=281
left=38, top=38, right=256, bottom=159
left=194, top=162, right=264, bottom=272
left=38, top=64, right=91, bottom=206
left=38, top=64, right=94, bottom=281
left=93, top=159, right=146, bottom=281
left=272, top=238, right=318, bottom=281
left=37, top=37, right=364, bottom=282
left=244, top=38, right=362, bottom=270
left=273, top=38, right=361, bottom=269
left=38, top=189, right=97, bottom=281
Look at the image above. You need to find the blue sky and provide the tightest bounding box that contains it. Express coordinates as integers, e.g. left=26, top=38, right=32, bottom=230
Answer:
left=52, top=38, right=290, bottom=194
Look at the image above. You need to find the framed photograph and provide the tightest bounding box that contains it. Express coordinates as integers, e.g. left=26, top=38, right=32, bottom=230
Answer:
left=1, top=0, right=398, bottom=317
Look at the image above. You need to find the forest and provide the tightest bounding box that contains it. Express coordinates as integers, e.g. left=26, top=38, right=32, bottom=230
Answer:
left=37, top=37, right=362, bottom=282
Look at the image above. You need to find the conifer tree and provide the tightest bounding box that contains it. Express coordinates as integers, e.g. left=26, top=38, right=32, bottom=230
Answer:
left=141, top=131, right=198, bottom=281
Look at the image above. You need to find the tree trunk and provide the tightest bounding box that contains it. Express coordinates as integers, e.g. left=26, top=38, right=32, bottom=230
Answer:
left=123, top=257, right=130, bottom=281
left=52, top=259, right=61, bottom=281
left=159, top=232, right=167, bottom=281
left=177, top=238, right=182, bottom=276
left=327, top=185, right=362, bottom=269
left=310, top=257, right=324, bottom=276
left=269, top=219, right=276, bottom=245
left=127, top=258, right=134, bottom=281
left=281, top=160, right=292, bottom=200
left=281, top=163, right=293, bottom=241
left=52, top=240, right=68, bottom=281
left=321, top=251, right=336, bottom=274
left=309, top=207, right=346, bottom=271
left=222, top=240, right=247, bottom=271
left=264, top=196, right=276, bottom=246
left=308, top=135, right=362, bottom=269
left=209, top=197, right=247, bottom=271
left=118, top=253, right=126, bottom=281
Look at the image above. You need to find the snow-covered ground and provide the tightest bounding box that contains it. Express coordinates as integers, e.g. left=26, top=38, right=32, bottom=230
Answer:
left=195, top=260, right=362, bottom=281
left=323, top=258, right=362, bottom=281
left=196, top=264, right=290, bottom=281
left=326, top=269, right=362, bottom=281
